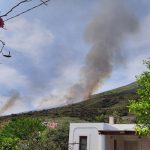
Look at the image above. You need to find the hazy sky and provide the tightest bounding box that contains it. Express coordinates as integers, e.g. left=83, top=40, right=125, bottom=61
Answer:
left=0, top=0, right=150, bottom=115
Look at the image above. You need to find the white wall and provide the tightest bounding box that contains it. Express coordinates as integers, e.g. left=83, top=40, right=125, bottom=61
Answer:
left=68, top=123, right=105, bottom=150
left=69, top=127, right=100, bottom=150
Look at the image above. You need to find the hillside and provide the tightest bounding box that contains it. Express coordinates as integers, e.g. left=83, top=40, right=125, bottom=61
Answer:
left=0, top=82, right=138, bottom=123
left=0, top=82, right=138, bottom=149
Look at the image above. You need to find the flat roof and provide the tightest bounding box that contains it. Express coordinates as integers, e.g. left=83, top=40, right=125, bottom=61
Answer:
left=70, top=123, right=136, bottom=131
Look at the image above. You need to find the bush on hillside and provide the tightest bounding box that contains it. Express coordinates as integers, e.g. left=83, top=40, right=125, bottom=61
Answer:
left=1, top=117, right=45, bottom=140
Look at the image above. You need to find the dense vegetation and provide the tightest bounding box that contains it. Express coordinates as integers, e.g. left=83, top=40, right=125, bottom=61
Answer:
left=129, top=60, right=150, bottom=136
left=0, top=117, right=86, bottom=150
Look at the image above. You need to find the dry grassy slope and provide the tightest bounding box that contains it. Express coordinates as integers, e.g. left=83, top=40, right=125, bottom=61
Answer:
left=0, top=82, right=138, bottom=123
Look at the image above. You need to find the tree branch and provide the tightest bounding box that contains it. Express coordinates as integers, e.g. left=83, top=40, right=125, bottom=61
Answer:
left=0, top=40, right=11, bottom=58
left=4, top=0, right=50, bottom=22
left=0, top=40, right=5, bottom=53
left=0, top=0, right=32, bottom=17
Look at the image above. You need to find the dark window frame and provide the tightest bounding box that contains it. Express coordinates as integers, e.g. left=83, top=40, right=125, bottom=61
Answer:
left=79, top=136, right=87, bottom=150
left=114, top=139, right=117, bottom=150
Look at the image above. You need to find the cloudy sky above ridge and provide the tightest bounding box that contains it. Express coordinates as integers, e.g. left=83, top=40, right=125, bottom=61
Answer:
left=0, top=0, right=150, bottom=115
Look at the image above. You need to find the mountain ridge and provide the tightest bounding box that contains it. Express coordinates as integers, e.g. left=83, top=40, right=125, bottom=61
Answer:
left=0, top=82, right=137, bottom=123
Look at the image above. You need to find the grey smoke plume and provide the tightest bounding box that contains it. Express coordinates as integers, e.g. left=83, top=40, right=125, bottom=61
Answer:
left=0, top=93, right=19, bottom=115
left=66, top=0, right=139, bottom=102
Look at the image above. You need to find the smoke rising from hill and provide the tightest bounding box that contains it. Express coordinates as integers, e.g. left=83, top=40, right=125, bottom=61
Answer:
left=1, top=0, right=139, bottom=113
left=0, top=93, right=19, bottom=115
left=66, top=0, right=139, bottom=103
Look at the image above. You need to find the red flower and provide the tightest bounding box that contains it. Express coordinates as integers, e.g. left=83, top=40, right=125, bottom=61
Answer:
left=47, top=122, right=58, bottom=129
left=0, top=17, right=4, bottom=28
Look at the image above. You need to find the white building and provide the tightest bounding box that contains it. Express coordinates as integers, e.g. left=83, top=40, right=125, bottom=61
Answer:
left=68, top=118, right=150, bottom=150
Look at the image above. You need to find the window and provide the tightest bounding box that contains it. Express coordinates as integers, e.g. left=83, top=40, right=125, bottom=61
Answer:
left=79, top=136, right=87, bottom=150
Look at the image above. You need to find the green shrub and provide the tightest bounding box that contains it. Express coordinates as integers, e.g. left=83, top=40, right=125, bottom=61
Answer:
left=95, top=114, right=105, bottom=122
left=0, top=137, right=21, bottom=150
left=1, top=117, right=45, bottom=140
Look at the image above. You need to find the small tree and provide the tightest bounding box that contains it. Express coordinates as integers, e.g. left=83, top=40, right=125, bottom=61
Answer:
left=128, top=59, right=150, bottom=136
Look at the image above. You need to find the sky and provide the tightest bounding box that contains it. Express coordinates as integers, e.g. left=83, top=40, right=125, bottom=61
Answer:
left=0, top=0, right=150, bottom=115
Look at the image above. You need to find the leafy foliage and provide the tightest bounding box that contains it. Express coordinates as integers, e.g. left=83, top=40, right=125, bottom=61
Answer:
left=129, top=59, right=150, bottom=136
left=46, top=121, right=69, bottom=150
left=0, top=117, right=45, bottom=149
left=0, top=137, right=20, bottom=150
left=95, top=114, right=105, bottom=122
left=1, top=117, right=45, bottom=140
